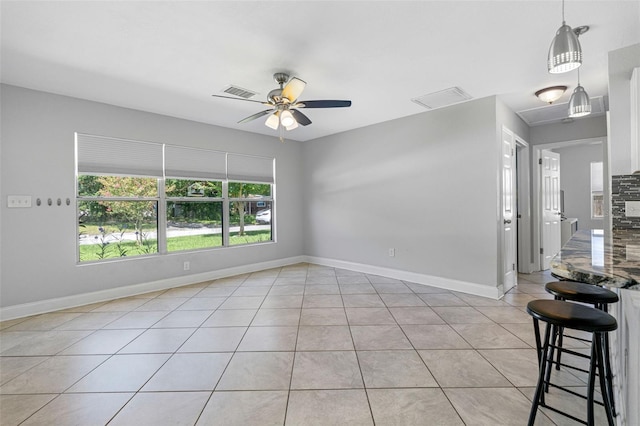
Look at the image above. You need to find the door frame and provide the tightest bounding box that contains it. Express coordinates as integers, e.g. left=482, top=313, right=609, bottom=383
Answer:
left=532, top=137, right=608, bottom=271
left=499, top=126, right=531, bottom=296
left=515, top=137, right=533, bottom=274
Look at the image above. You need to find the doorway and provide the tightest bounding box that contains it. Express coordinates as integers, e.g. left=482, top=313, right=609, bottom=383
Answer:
left=532, top=137, right=608, bottom=271
left=501, top=126, right=531, bottom=296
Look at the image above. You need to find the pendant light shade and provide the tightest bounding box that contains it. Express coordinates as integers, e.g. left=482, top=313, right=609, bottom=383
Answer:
left=568, top=84, right=591, bottom=117
left=547, top=0, right=582, bottom=74
left=548, top=23, right=582, bottom=73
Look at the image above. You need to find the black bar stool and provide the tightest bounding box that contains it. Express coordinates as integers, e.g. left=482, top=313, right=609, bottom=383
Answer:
left=545, top=280, right=619, bottom=414
left=526, top=299, right=617, bottom=426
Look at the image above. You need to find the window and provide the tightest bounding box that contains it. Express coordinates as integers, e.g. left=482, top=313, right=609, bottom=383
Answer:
left=228, top=182, right=273, bottom=246
left=76, top=133, right=275, bottom=263
left=77, top=176, right=159, bottom=261
left=166, top=179, right=223, bottom=252
left=591, top=161, right=603, bottom=219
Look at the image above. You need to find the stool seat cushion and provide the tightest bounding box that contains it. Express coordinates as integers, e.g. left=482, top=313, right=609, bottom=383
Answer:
left=545, top=281, right=619, bottom=304
left=526, top=300, right=617, bottom=332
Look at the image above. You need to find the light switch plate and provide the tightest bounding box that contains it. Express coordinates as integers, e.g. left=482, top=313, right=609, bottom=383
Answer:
left=626, top=201, right=640, bottom=217
left=7, top=195, right=32, bottom=208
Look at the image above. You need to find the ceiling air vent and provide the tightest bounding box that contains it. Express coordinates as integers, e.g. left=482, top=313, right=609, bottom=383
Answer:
left=517, top=96, right=606, bottom=126
left=222, top=85, right=258, bottom=99
left=412, top=87, right=473, bottom=110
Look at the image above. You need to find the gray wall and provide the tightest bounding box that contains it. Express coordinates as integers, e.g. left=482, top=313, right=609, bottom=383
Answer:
left=529, top=115, right=607, bottom=146
left=302, top=96, right=506, bottom=289
left=0, top=84, right=304, bottom=308
left=554, top=143, right=604, bottom=230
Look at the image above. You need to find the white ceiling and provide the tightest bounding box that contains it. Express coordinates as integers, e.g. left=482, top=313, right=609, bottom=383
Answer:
left=1, top=1, right=639, bottom=142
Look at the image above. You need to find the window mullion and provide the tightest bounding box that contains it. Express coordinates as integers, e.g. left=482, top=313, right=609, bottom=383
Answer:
left=157, top=178, right=167, bottom=254
left=222, top=180, right=230, bottom=247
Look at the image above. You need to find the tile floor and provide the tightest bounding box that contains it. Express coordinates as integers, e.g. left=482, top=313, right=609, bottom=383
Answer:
left=0, top=264, right=611, bottom=425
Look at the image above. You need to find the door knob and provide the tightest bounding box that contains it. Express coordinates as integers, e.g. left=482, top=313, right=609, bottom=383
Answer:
left=504, top=219, right=512, bottom=224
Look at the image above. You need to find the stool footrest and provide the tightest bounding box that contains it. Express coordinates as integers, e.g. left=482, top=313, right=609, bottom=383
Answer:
left=563, top=334, right=591, bottom=344
left=539, top=402, right=589, bottom=425
left=554, top=361, right=590, bottom=375
left=545, top=381, right=606, bottom=407
left=549, top=344, right=591, bottom=360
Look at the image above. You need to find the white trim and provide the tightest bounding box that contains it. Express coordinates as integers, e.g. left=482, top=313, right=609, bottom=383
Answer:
left=0, top=256, right=305, bottom=321
left=303, top=256, right=502, bottom=299
left=1, top=254, right=504, bottom=321
left=631, top=67, right=640, bottom=173
left=516, top=137, right=534, bottom=274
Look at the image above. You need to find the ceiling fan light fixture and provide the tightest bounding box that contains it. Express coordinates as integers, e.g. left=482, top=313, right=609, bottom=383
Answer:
left=568, top=84, right=591, bottom=118
left=280, top=110, right=296, bottom=127
left=265, top=113, right=280, bottom=130
left=535, top=86, right=568, bottom=104
left=284, top=120, right=298, bottom=131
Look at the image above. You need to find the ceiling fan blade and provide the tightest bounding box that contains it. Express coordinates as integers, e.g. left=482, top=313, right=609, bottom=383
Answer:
left=238, top=109, right=275, bottom=124
left=291, top=109, right=312, bottom=126
left=295, top=100, right=352, bottom=108
left=212, top=94, right=271, bottom=105
left=281, top=77, right=306, bottom=102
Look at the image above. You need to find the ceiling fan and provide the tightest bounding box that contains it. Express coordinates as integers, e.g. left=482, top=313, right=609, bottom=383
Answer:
left=212, top=72, right=351, bottom=137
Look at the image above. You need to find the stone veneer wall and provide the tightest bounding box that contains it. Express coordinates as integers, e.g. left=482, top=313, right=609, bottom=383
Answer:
left=612, top=174, right=640, bottom=230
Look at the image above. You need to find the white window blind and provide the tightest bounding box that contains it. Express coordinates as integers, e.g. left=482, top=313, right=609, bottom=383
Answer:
left=591, top=162, right=603, bottom=192
left=227, top=153, right=274, bottom=183
left=76, top=133, right=164, bottom=177
left=164, top=145, right=226, bottom=180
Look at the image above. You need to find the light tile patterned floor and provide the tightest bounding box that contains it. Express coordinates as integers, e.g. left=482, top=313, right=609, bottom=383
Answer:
left=0, top=264, right=610, bottom=425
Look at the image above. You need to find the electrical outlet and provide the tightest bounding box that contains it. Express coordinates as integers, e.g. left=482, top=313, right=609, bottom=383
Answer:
left=7, top=195, right=32, bottom=208
left=388, top=248, right=395, bottom=257
left=625, top=201, right=640, bottom=217
left=183, top=261, right=190, bottom=271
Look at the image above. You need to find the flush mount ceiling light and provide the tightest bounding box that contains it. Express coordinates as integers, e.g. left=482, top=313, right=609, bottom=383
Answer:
left=568, top=69, right=591, bottom=118
left=535, top=86, right=568, bottom=104
left=548, top=0, right=583, bottom=74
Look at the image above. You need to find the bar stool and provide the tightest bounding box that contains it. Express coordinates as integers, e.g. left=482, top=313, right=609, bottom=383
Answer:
left=544, top=280, right=619, bottom=415
left=526, top=299, right=617, bottom=426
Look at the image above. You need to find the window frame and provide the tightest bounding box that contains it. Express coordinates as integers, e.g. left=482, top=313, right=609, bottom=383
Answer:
left=226, top=181, right=274, bottom=247
left=75, top=133, right=276, bottom=264
left=590, top=161, right=604, bottom=219
left=76, top=175, right=161, bottom=263
left=165, top=178, right=224, bottom=254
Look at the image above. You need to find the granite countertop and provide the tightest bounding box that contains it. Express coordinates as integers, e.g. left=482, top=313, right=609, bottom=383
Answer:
left=551, top=229, right=640, bottom=290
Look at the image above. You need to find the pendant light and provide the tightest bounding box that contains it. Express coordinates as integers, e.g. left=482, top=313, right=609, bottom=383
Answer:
left=568, top=69, right=591, bottom=117
left=548, top=0, right=582, bottom=74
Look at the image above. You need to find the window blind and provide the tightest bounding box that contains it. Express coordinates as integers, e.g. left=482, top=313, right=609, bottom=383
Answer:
left=76, top=133, right=164, bottom=177
left=227, top=153, right=274, bottom=183
left=76, top=133, right=275, bottom=184
left=164, top=145, right=226, bottom=180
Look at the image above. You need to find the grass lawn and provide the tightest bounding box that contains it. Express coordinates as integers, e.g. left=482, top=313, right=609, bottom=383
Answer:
left=79, top=230, right=271, bottom=261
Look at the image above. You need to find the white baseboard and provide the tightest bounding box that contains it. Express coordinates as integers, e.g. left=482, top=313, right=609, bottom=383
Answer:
left=1, top=255, right=501, bottom=321
left=303, top=256, right=501, bottom=299
left=0, top=256, right=306, bottom=321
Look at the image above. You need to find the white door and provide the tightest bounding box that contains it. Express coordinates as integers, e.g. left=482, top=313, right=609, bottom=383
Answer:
left=502, top=128, right=517, bottom=293
left=541, top=149, right=562, bottom=270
